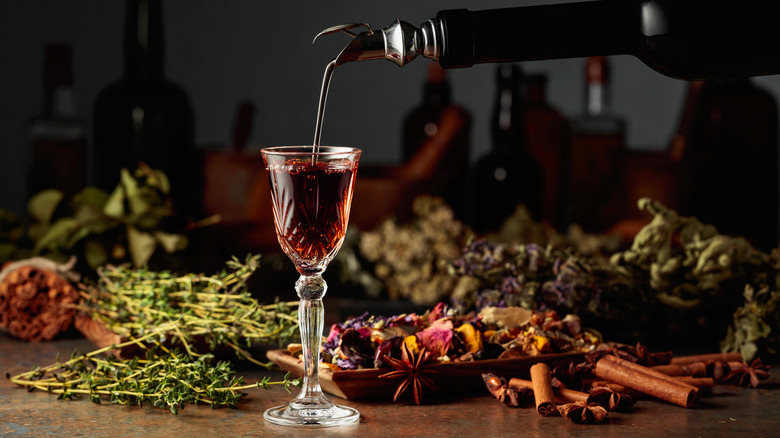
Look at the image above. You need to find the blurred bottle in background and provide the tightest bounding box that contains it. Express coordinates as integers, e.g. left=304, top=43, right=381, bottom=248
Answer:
left=92, top=0, right=197, bottom=220
left=402, top=63, right=471, bottom=219
left=525, top=73, right=570, bottom=230
left=569, top=56, right=626, bottom=233
left=471, top=64, right=542, bottom=234
left=27, top=43, right=87, bottom=200
left=673, top=78, right=779, bottom=250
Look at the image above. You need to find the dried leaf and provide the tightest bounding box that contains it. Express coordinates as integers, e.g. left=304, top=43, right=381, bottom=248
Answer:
left=72, top=186, right=109, bottom=210
left=28, top=189, right=63, bottom=225
left=84, top=240, right=108, bottom=269
left=32, top=218, right=79, bottom=254
left=154, top=231, right=187, bottom=254
left=127, top=226, right=157, bottom=267
left=479, top=306, right=532, bottom=329
left=103, top=184, right=126, bottom=219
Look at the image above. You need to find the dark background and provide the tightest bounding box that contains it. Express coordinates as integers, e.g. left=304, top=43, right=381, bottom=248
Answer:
left=1, top=0, right=779, bottom=216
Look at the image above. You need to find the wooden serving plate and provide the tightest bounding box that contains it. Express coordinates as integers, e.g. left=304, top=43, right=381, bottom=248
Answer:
left=267, top=349, right=584, bottom=400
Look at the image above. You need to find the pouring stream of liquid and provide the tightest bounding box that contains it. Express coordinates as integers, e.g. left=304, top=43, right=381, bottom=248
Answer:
left=312, top=59, right=337, bottom=157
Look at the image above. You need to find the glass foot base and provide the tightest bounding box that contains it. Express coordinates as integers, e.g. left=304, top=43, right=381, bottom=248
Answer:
left=264, top=404, right=360, bottom=427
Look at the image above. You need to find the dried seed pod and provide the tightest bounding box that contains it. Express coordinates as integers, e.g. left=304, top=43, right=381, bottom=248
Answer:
left=482, top=373, right=533, bottom=407
left=587, top=386, right=637, bottom=411
left=557, top=401, right=608, bottom=424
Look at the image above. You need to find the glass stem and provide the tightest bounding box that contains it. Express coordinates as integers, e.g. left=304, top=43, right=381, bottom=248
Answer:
left=291, top=274, right=333, bottom=410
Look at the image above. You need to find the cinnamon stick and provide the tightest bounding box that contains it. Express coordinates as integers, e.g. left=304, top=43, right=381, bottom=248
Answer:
left=530, top=363, right=556, bottom=416
left=674, top=376, right=715, bottom=391
left=652, top=362, right=707, bottom=377
left=590, top=376, right=714, bottom=395
left=670, top=352, right=743, bottom=365
left=593, top=355, right=701, bottom=408
left=0, top=260, right=79, bottom=342
left=508, top=378, right=589, bottom=404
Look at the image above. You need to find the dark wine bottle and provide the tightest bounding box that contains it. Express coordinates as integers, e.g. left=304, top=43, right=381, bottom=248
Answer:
left=27, top=43, right=87, bottom=200
left=92, top=0, right=197, bottom=218
left=471, top=64, right=542, bottom=233
left=569, top=56, right=626, bottom=233
left=432, top=0, right=780, bottom=80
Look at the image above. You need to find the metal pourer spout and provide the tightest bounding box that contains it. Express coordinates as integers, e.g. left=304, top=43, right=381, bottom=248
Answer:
left=313, top=19, right=440, bottom=67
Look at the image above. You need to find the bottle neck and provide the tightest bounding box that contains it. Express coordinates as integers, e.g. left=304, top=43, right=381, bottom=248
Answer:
left=491, top=77, right=526, bottom=151
left=50, top=87, right=78, bottom=119
left=423, top=82, right=451, bottom=107
left=41, top=43, right=77, bottom=119
left=526, top=76, right=547, bottom=106
left=586, top=83, right=608, bottom=117
left=124, top=0, right=164, bottom=81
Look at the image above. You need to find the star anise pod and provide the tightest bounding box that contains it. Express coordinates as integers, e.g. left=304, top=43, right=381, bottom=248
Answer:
left=724, top=358, right=771, bottom=388
left=586, top=342, right=671, bottom=367
left=709, top=360, right=745, bottom=382
left=482, top=373, right=533, bottom=407
left=551, top=361, right=593, bottom=392
left=557, top=401, right=608, bottom=424
left=585, top=343, right=637, bottom=364
left=587, top=387, right=636, bottom=411
left=379, top=343, right=438, bottom=405
left=635, top=342, right=672, bottom=366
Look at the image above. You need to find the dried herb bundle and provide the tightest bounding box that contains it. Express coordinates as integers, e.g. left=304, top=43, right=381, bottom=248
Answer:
left=0, top=164, right=216, bottom=271
left=611, top=198, right=772, bottom=341
left=8, top=255, right=302, bottom=414
left=7, top=324, right=300, bottom=414
left=77, top=254, right=299, bottom=367
left=450, top=198, right=780, bottom=348
left=721, top=284, right=780, bottom=361
left=450, top=239, right=648, bottom=338
left=359, top=196, right=474, bottom=305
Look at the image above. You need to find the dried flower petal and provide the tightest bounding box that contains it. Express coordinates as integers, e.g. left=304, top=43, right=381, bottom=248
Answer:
left=416, top=318, right=453, bottom=358
left=455, top=322, right=483, bottom=354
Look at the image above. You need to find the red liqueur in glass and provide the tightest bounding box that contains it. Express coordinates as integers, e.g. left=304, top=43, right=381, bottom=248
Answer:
left=266, top=159, right=358, bottom=272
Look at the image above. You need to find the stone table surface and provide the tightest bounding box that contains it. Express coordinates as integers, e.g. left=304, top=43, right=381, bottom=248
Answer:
left=1, top=334, right=779, bottom=438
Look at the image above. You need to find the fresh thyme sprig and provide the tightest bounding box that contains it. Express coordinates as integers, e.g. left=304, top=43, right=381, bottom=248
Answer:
left=77, top=254, right=299, bottom=367
left=7, top=324, right=301, bottom=414
left=7, top=255, right=303, bottom=413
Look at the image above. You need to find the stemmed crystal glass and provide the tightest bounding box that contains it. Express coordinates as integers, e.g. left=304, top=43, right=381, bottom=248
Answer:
left=261, top=146, right=361, bottom=426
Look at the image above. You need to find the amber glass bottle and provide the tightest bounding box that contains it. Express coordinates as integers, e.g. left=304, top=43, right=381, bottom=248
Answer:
left=525, top=74, right=570, bottom=230
left=27, top=44, right=87, bottom=200
left=569, top=56, right=626, bottom=233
